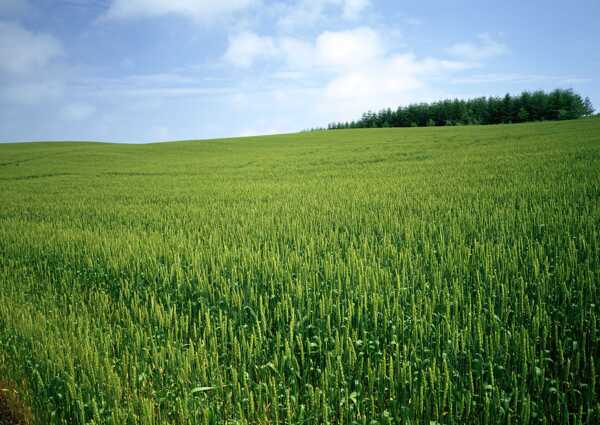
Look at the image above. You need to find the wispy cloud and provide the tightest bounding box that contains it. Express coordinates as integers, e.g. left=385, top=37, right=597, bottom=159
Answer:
left=0, top=80, right=64, bottom=105
left=451, top=73, right=592, bottom=85
left=446, top=33, right=509, bottom=62
left=0, top=21, right=63, bottom=74
left=70, top=74, right=238, bottom=99
left=275, top=0, right=372, bottom=31
left=0, top=21, right=65, bottom=106
left=341, top=0, right=371, bottom=20
left=103, top=0, right=256, bottom=21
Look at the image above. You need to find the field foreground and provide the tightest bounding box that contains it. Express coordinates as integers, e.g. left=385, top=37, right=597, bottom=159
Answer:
left=1, top=119, right=599, bottom=424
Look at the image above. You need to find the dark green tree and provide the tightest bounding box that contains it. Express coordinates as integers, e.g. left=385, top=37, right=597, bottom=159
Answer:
left=583, top=97, right=595, bottom=116
left=328, top=89, right=593, bottom=130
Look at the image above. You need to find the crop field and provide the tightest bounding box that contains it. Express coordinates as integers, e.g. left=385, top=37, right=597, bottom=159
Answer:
left=0, top=118, right=599, bottom=424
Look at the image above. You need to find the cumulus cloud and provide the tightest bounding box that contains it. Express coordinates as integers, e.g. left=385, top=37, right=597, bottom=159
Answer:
left=223, top=26, right=475, bottom=125
left=446, top=33, right=509, bottom=62
left=224, top=27, right=383, bottom=70
left=104, top=0, right=255, bottom=20
left=319, top=53, right=472, bottom=121
left=223, top=32, right=276, bottom=68
left=315, top=27, right=383, bottom=68
left=0, top=21, right=63, bottom=74
left=323, top=54, right=439, bottom=101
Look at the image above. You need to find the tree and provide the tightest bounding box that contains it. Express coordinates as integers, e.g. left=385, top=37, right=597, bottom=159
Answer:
left=583, top=97, right=595, bottom=116
left=501, top=94, right=514, bottom=123
left=529, top=91, right=548, bottom=121
left=327, top=89, right=593, bottom=130
left=517, top=107, right=529, bottom=122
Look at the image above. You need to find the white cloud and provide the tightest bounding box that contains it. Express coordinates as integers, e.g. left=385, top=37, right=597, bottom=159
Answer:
left=91, top=86, right=235, bottom=98
left=319, top=53, right=471, bottom=121
left=275, top=0, right=331, bottom=30
left=0, top=80, right=63, bottom=105
left=223, top=26, right=475, bottom=126
left=223, top=32, right=276, bottom=68
left=446, top=33, right=509, bottom=62
left=104, top=0, right=255, bottom=20
left=278, top=37, right=315, bottom=69
left=276, top=0, right=371, bottom=30
left=0, top=21, right=63, bottom=74
left=342, top=0, right=370, bottom=20
left=271, top=70, right=307, bottom=80
left=0, top=22, right=66, bottom=107
left=315, top=27, right=383, bottom=68
left=224, top=27, right=384, bottom=70
left=451, top=73, right=592, bottom=85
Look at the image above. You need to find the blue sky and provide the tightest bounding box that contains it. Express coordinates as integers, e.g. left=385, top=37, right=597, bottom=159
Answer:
left=0, top=0, right=598, bottom=143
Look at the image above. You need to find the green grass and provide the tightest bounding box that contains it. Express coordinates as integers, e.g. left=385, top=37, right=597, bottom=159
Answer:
left=1, top=118, right=599, bottom=424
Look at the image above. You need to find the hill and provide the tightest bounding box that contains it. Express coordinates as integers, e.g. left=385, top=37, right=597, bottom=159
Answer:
left=1, top=118, right=600, bottom=424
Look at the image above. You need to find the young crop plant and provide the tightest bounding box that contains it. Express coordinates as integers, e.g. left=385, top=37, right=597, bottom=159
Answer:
left=0, top=117, right=599, bottom=424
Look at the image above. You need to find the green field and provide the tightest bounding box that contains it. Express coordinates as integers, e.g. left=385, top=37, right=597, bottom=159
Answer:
left=1, top=119, right=599, bottom=424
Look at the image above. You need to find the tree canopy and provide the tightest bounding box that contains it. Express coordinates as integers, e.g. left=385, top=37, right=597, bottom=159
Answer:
left=328, top=89, right=595, bottom=130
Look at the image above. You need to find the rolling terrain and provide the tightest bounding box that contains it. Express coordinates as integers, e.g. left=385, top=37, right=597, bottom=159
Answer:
left=1, top=119, right=599, bottom=424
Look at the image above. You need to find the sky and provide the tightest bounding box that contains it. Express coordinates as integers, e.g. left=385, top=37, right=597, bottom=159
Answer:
left=0, top=0, right=598, bottom=143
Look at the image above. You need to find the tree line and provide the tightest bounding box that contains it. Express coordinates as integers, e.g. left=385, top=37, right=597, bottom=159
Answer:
left=328, top=89, right=595, bottom=130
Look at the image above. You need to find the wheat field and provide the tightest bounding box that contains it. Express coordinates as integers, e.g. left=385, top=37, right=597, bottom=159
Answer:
left=1, top=119, right=599, bottom=424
